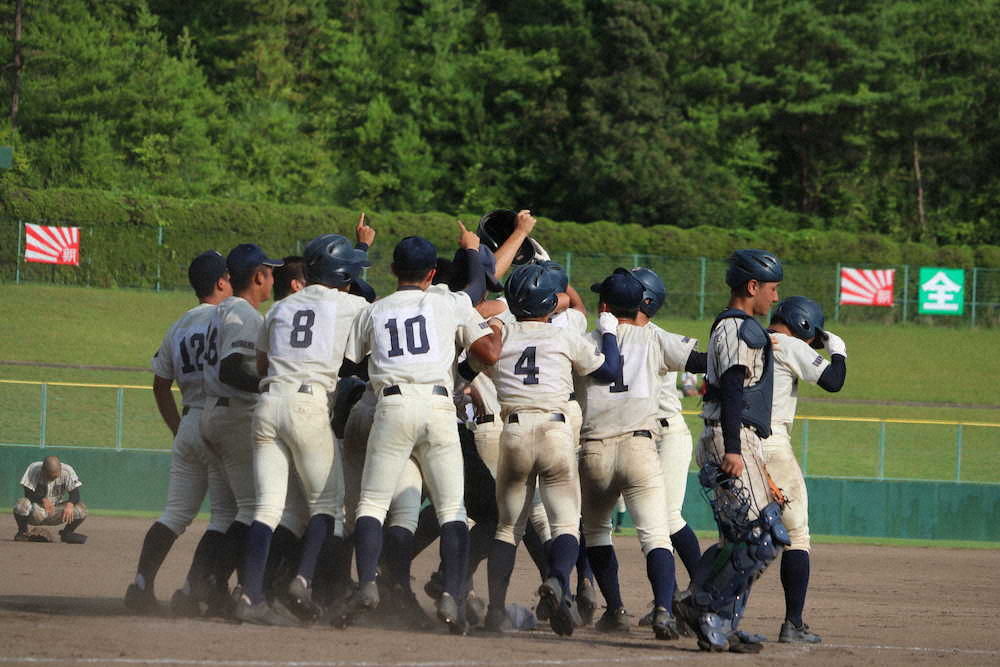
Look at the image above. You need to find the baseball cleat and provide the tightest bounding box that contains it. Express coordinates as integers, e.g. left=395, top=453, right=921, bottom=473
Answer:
left=436, top=592, right=467, bottom=635
left=234, top=594, right=299, bottom=627
left=637, top=606, right=654, bottom=627
left=286, top=575, right=322, bottom=622
left=651, top=606, right=679, bottom=640
left=15, top=529, right=52, bottom=543
left=423, top=571, right=444, bottom=601
left=483, top=606, right=512, bottom=633
left=575, top=578, right=598, bottom=626
left=464, top=592, right=487, bottom=628
left=538, top=577, right=576, bottom=637
left=594, top=606, right=630, bottom=633
left=124, top=583, right=159, bottom=613
left=727, top=631, right=764, bottom=654
left=170, top=589, right=202, bottom=617
left=59, top=529, right=87, bottom=544
left=337, top=581, right=379, bottom=628
left=779, top=621, right=821, bottom=644
left=383, top=584, right=435, bottom=632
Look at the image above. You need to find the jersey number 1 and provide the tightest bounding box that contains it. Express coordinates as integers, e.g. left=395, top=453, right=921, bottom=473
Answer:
left=386, top=315, right=430, bottom=357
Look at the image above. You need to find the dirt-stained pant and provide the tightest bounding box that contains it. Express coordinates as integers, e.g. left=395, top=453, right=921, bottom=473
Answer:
left=357, top=385, right=466, bottom=527
left=494, top=411, right=579, bottom=546
left=343, top=388, right=422, bottom=533
left=251, top=385, right=343, bottom=531
left=13, top=499, right=87, bottom=525
left=201, top=397, right=258, bottom=526
left=580, top=432, right=672, bottom=555
left=695, top=425, right=776, bottom=527
left=762, top=425, right=809, bottom=551
left=159, top=406, right=236, bottom=535
left=474, top=417, right=551, bottom=542
left=656, top=413, right=694, bottom=535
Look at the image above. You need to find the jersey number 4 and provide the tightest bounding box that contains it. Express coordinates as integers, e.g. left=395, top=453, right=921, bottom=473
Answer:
left=386, top=315, right=430, bottom=357
left=514, top=346, right=540, bottom=385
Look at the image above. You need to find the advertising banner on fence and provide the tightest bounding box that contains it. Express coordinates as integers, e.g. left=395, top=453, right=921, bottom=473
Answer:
left=918, top=267, right=964, bottom=315
left=839, top=267, right=895, bottom=306
left=24, top=223, right=80, bottom=265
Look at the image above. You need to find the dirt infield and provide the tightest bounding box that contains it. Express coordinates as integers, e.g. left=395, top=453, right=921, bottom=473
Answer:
left=1, top=517, right=996, bottom=667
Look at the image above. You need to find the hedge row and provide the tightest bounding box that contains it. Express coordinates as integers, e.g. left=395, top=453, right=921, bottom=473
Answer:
left=2, top=186, right=998, bottom=270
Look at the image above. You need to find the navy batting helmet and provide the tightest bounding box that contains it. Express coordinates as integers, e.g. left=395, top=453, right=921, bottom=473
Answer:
left=504, top=263, right=562, bottom=318
left=772, top=296, right=826, bottom=348
left=303, top=234, right=370, bottom=288
left=725, top=249, right=783, bottom=289
left=630, top=267, right=666, bottom=316
left=536, top=260, right=569, bottom=292
left=477, top=209, right=535, bottom=265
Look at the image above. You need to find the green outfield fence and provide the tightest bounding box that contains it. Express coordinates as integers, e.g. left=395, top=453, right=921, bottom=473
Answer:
left=2, top=218, right=999, bottom=327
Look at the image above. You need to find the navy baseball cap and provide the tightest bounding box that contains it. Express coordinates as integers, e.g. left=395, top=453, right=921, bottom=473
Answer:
left=393, top=236, right=437, bottom=271
left=591, top=267, right=644, bottom=309
left=227, top=243, right=283, bottom=279
left=188, top=250, right=227, bottom=294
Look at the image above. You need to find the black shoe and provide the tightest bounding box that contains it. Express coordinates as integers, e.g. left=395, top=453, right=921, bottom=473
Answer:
left=423, top=571, right=444, bottom=601
left=384, top=584, right=435, bottom=632
left=538, top=577, right=575, bottom=637
left=779, top=620, right=821, bottom=644
left=484, top=606, right=512, bottom=633
left=170, top=589, right=202, bottom=617
left=124, top=583, right=158, bottom=613
left=436, top=592, right=467, bottom=635
left=285, top=575, right=322, bottom=623
left=728, top=631, right=764, bottom=653
left=338, top=581, right=379, bottom=628
left=595, top=606, right=629, bottom=633
left=576, top=579, right=598, bottom=626
left=60, top=529, right=87, bottom=544
left=234, top=594, right=299, bottom=626
left=464, top=592, right=487, bottom=628
left=651, top=606, right=679, bottom=640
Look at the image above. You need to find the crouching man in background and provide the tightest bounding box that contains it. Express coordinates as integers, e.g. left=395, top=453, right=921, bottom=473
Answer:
left=13, top=455, right=87, bottom=544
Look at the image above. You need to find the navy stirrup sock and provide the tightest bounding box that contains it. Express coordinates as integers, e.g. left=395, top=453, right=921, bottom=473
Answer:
left=384, top=525, right=416, bottom=588
left=297, top=514, right=334, bottom=583
left=781, top=549, right=810, bottom=626
left=547, top=533, right=579, bottom=595
left=136, top=521, right=178, bottom=589
left=669, top=524, right=702, bottom=578
left=487, top=539, right=517, bottom=611
left=242, top=521, right=274, bottom=604
left=354, top=516, right=383, bottom=584
left=439, top=520, right=469, bottom=599
left=587, top=544, right=623, bottom=610
left=646, top=548, right=676, bottom=609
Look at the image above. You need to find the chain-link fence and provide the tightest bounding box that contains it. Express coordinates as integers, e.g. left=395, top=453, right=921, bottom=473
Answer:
left=2, top=218, right=998, bottom=326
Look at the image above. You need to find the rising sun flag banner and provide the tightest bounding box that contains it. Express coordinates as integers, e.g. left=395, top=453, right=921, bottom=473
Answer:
left=839, top=267, right=895, bottom=307
left=24, top=223, right=80, bottom=265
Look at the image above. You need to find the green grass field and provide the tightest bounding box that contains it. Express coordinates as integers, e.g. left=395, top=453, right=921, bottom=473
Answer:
left=1, top=283, right=998, bottom=482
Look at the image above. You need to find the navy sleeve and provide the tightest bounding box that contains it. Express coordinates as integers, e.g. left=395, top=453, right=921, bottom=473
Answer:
left=459, top=249, right=486, bottom=305
left=68, top=488, right=81, bottom=504
left=817, top=355, right=846, bottom=392
left=719, top=366, right=746, bottom=455
left=457, top=359, right=479, bottom=382
left=685, top=350, right=707, bottom=374
left=23, top=485, right=44, bottom=503
left=588, top=332, right=621, bottom=383
left=354, top=242, right=369, bottom=252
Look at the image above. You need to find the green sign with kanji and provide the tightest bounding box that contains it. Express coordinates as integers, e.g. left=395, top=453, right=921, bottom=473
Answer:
left=918, top=267, right=964, bottom=315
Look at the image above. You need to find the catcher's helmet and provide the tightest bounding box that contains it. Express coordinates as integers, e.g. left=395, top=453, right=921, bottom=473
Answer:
left=477, top=209, right=535, bottom=265
left=772, top=296, right=826, bottom=348
left=504, top=263, right=562, bottom=318
left=630, top=267, right=666, bottom=316
left=725, top=249, right=783, bottom=289
left=303, top=234, right=370, bottom=288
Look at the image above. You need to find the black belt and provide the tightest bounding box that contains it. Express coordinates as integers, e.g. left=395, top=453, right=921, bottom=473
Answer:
left=475, top=414, right=495, bottom=425
left=704, top=419, right=720, bottom=427
left=568, top=392, right=576, bottom=401
left=633, top=430, right=653, bottom=439
left=507, top=413, right=565, bottom=424
left=262, top=384, right=313, bottom=394
left=658, top=418, right=669, bottom=428
left=383, top=385, right=449, bottom=397
left=216, top=397, right=229, bottom=407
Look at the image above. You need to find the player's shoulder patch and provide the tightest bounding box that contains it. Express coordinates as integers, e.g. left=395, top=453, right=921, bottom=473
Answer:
left=478, top=321, right=490, bottom=330
left=681, top=336, right=691, bottom=343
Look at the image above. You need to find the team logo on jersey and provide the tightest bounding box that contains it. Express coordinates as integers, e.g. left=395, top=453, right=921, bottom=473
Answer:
left=812, top=356, right=823, bottom=367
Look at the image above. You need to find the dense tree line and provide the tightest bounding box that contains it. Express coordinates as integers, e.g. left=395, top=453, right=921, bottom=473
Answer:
left=2, top=0, right=998, bottom=245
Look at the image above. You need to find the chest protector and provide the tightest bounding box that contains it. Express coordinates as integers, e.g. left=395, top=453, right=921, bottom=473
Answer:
left=706, top=309, right=774, bottom=439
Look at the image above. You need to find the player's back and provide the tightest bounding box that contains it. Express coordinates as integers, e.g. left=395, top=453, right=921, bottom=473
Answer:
left=203, top=295, right=264, bottom=400
left=648, top=323, right=697, bottom=420
left=488, top=321, right=603, bottom=416
left=770, top=331, right=829, bottom=430
left=259, top=285, right=367, bottom=393
left=153, top=303, right=217, bottom=409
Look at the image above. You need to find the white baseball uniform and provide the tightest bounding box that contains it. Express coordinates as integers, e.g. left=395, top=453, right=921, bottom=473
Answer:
left=763, top=332, right=831, bottom=551
left=578, top=322, right=689, bottom=554
left=483, top=321, right=603, bottom=545
left=201, top=295, right=265, bottom=525
left=14, top=462, right=87, bottom=526
left=251, top=285, right=368, bottom=530
left=151, top=302, right=236, bottom=535
left=345, top=287, right=491, bottom=526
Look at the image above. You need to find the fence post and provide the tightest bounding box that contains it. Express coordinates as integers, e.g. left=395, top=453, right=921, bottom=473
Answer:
left=155, top=225, right=164, bottom=292
left=115, top=387, right=125, bottom=451
left=954, top=424, right=964, bottom=482
left=632, top=253, right=640, bottom=269
left=16, top=221, right=23, bottom=285
left=877, top=421, right=886, bottom=479
left=39, top=383, right=48, bottom=447
left=834, top=262, right=842, bottom=322
left=800, top=418, right=809, bottom=475
left=698, top=257, right=707, bottom=320
left=970, top=267, right=978, bottom=328
left=565, top=252, right=572, bottom=280
left=902, top=264, right=909, bottom=322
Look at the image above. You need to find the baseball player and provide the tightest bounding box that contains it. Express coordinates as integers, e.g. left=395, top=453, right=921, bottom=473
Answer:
left=13, top=455, right=86, bottom=543
left=480, top=263, right=621, bottom=637
left=674, top=249, right=790, bottom=653
left=124, top=251, right=237, bottom=614
left=233, top=233, right=371, bottom=625
left=200, top=243, right=283, bottom=603
left=340, top=234, right=502, bottom=633
left=627, top=268, right=706, bottom=629
left=576, top=269, right=691, bottom=640
left=766, top=296, right=846, bottom=643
